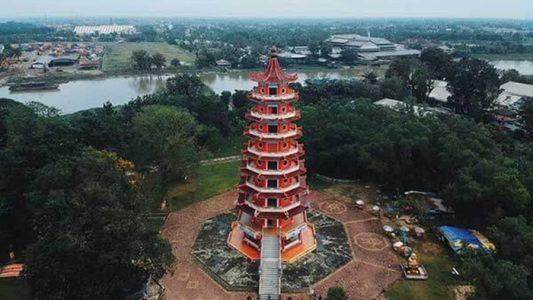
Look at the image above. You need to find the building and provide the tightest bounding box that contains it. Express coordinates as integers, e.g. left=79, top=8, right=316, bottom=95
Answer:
left=429, top=80, right=452, bottom=104
left=48, top=57, right=77, bottom=67
left=325, top=33, right=421, bottom=61
left=374, top=98, right=451, bottom=116
left=0, top=44, right=4, bottom=54
left=73, top=25, right=136, bottom=36
left=227, top=47, right=317, bottom=298
left=215, top=59, right=232, bottom=67
left=327, top=34, right=396, bottom=51
left=496, top=81, right=533, bottom=110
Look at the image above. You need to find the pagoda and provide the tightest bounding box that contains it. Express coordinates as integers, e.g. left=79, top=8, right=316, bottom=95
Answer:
left=228, top=46, right=317, bottom=267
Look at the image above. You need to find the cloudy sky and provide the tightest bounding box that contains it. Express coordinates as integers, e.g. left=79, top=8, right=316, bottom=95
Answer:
left=0, top=0, right=532, bottom=19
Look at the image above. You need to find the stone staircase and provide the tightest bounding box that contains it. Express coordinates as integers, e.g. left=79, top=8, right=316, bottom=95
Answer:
left=258, top=234, right=281, bottom=300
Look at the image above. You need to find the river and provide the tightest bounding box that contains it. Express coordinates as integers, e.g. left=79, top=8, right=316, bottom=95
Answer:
left=490, top=60, right=533, bottom=75
left=0, top=67, right=384, bottom=114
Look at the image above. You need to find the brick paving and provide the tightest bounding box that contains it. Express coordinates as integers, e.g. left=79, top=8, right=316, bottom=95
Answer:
left=161, top=186, right=401, bottom=300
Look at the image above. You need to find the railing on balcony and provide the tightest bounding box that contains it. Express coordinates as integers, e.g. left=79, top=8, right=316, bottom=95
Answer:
left=246, top=110, right=301, bottom=121
left=245, top=126, right=303, bottom=140
left=248, top=91, right=299, bottom=102
left=245, top=144, right=304, bottom=158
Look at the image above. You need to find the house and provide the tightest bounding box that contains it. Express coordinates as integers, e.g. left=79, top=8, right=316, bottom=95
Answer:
left=215, top=59, right=232, bottom=67
left=496, top=81, right=533, bottom=111
left=429, top=80, right=452, bottom=104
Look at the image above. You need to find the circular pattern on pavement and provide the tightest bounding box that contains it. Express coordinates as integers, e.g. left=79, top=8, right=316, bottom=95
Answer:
left=353, top=232, right=389, bottom=251
left=319, top=200, right=347, bottom=214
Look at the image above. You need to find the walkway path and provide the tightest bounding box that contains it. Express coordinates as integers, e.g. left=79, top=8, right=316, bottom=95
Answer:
left=161, top=185, right=401, bottom=300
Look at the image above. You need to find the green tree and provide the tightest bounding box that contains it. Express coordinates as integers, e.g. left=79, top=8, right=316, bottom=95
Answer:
left=501, top=69, right=521, bottom=83
left=340, top=48, right=358, bottom=63
left=320, top=42, right=332, bottom=58
left=26, top=148, right=173, bottom=299
left=170, top=58, right=181, bottom=67
left=151, top=52, right=167, bottom=69
left=420, top=47, right=454, bottom=80
left=363, top=72, right=378, bottom=84
left=132, top=105, right=200, bottom=185
left=308, top=41, right=320, bottom=57
left=520, top=99, right=533, bottom=140
left=131, top=49, right=152, bottom=70
left=382, top=76, right=408, bottom=100
left=326, top=286, right=348, bottom=300
left=447, top=57, right=501, bottom=117
left=488, top=216, right=533, bottom=274
left=461, top=253, right=532, bottom=300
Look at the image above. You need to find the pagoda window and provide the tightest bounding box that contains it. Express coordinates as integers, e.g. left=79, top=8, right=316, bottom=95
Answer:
left=269, top=84, right=277, bottom=95
left=270, top=106, right=278, bottom=114
left=267, top=179, right=277, bottom=188
left=281, top=106, right=287, bottom=113
left=268, top=161, right=278, bottom=170
left=267, top=198, right=277, bottom=207
left=267, top=219, right=275, bottom=228
left=268, top=125, right=277, bottom=134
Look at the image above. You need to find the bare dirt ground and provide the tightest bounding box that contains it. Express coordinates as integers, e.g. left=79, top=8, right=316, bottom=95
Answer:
left=161, top=184, right=401, bottom=300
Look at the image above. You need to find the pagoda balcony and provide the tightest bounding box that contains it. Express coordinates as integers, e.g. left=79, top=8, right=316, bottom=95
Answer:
left=241, top=161, right=306, bottom=178
left=246, top=110, right=301, bottom=122
left=239, top=177, right=308, bottom=198
left=244, top=126, right=303, bottom=140
left=238, top=200, right=307, bottom=221
left=248, top=91, right=299, bottom=102
left=243, top=144, right=305, bottom=158
left=246, top=199, right=302, bottom=214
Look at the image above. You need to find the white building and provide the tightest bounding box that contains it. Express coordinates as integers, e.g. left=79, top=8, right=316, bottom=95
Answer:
left=74, top=25, right=136, bottom=36
left=325, top=34, right=420, bottom=61
left=429, top=80, right=452, bottom=104
left=374, top=98, right=451, bottom=117
left=496, top=81, right=533, bottom=110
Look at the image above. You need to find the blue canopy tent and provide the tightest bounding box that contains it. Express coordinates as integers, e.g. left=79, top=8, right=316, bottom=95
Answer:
left=438, top=226, right=495, bottom=255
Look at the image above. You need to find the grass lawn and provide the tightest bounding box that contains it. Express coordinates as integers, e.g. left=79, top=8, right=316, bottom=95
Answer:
left=386, top=239, right=457, bottom=300
left=101, top=42, right=196, bottom=72
left=0, top=279, right=30, bottom=300
left=166, top=161, right=240, bottom=211
left=474, top=53, right=533, bottom=61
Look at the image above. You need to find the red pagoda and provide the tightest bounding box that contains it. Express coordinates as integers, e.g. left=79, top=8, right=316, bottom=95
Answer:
left=228, top=47, right=317, bottom=265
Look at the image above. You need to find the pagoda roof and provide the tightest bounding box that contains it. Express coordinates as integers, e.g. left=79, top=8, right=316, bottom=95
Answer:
left=249, top=46, right=298, bottom=83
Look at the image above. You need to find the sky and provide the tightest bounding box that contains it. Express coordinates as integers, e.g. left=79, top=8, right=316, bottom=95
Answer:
left=0, top=0, right=532, bottom=19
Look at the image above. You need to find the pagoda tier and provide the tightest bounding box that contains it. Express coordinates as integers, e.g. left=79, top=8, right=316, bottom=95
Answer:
left=228, top=46, right=316, bottom=263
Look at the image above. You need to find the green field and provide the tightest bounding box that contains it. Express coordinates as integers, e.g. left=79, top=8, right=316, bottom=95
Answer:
left=386, top=240, right=457, bottom=300
left=101, top=42, right=196, bottom=72
left=166, top=161, right=240, bottom=211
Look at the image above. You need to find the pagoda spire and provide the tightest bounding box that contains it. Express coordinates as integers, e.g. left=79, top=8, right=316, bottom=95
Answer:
left=249, top=46, right=298, bottom=83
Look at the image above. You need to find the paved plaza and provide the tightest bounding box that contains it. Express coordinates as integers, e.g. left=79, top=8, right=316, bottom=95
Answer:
left=161, top=186, right=401, bottom=299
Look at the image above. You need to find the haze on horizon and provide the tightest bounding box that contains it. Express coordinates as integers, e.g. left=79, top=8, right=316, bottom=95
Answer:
left=0, top=0, right=532, bottom=20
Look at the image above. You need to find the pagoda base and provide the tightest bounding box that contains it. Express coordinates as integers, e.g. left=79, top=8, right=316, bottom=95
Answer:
left=227, top=222, right=317, bottom=264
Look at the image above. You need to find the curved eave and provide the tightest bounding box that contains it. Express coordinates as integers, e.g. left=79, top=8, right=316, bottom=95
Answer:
left=243, top=128, right=303, bottom=140
left=240, top=164, right=307, bottom=179
left=247, top=92, right=300, bottom=103
left=238, top=184, right=307, bottom=199
left=245, top=111, right=301, bottom=122
left=236, top=202, right=307, bottom=220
